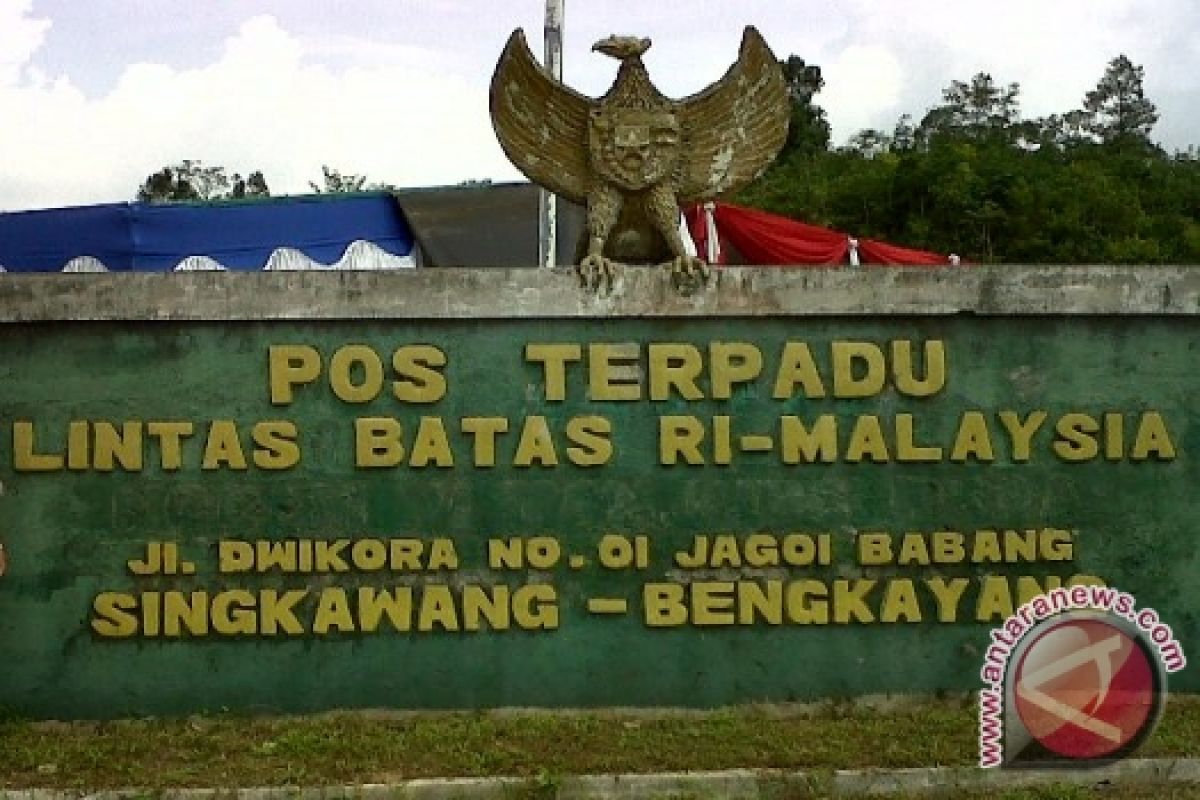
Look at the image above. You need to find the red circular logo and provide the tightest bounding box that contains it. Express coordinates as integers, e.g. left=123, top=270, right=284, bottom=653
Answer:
left=1013, top=617, right=1160, bottom=760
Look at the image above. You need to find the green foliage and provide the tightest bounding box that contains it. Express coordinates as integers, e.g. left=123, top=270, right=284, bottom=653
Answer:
left=3, top=699, right=1200, bottom=792
left=778, top=55, right=831, bottom=159
left=919, top=72, right=1021, bottom=144
left=1084, top=54, right=1159, bottom=145
left=136, top=160, right=270, bottom=202
left=309, top=164, right=394, bottom=193
left=738, top=54, right=1200, bottom=264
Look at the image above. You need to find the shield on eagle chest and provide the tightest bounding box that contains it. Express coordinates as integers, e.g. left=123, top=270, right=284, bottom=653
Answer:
left=588, top=107, right=680, bottom=191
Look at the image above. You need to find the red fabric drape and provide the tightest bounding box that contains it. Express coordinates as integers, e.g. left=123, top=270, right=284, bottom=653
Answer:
left=685, top=201, right=959, bottom=267
left=710, top=203, right=848, bottom=265
left=857, top=238, right=949, bottom=266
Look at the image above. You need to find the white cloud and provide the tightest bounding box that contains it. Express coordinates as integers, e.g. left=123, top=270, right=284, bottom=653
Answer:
left=821, top=46, right=904, bottom=139
left=0, top=0, right=49, bottom=87
left=0, top=13, right=517, bottom=210
left=818, top=0, right=1198, bottom=144
left=1, top=1, right=1198, bottom=210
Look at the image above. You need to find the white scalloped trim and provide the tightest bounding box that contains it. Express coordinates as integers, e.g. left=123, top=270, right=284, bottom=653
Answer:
left=174, top=255, right=227, bottom=271
left=263, top=239, right=415, bottom=271
left=63, top=256, right=109, bottom=272
left=26, top=240, right=417, bottom=272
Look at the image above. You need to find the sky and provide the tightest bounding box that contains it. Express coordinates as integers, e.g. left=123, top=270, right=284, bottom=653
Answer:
left=1, top=0, right=1198, bottom=211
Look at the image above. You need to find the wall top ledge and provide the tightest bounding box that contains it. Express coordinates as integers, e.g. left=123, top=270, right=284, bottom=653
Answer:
left=2, top=265, right=1198, bottom=322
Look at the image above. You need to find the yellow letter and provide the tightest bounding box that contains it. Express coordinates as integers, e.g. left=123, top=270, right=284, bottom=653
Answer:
left=857, top=533, right=893, bottom=565
left=211, top=590, right=258, bottom=635
left=252, top=421, right=301, bottom=470
left=926, top=577, right=968, bottom=622
left=659, top=416, right=704, bottom=465
left=1053, top=413, right=1100, bottom=462
left=147, top=421, right=194, bottom=470
left=513, top=585, right=559, bottom=630
left=392, top=345, right=447, bottom=403
left=832, top=342, right=886, bottom=398
left=692, top=582, right=737, bottom=625
left=880, top=579, right=921, bottom=623
left=975, top=576, right=1014, bottom=621
left=219, top=541, right=255, bottom=573
left=12, top=421, right=63, bottom=471
left=525, top=343, right=581, bottom=401
left=833, top=580, right=876, bottom=623
left=647, top=344, right=704, bottom=401
left=895, top=414, right=942, bottom=462
left=330, top=344, right=384, bottom=404
left=998, top=411, right=1047, bottom=462
left=67, top=420, right=88, bottom=470
left=772, top=342, right=825, bottom=399
left=892, top=340, right=946, bottom=397
left=461, top=417, right=508, bottom=467
left=355, top=417, right=405, bottom=468
left=93, top=421, right=143, bottom=471
left=643, top=583, right=688, bottom=627
left=410, top=417, right=454, bottom=468
left=418, top=586, right=460, bottom=631
left=1130, top=411, right=1176, bottom=461
left=269, top=344, right=320, bottom=405
left=357, top=587, right=413, bottom=632
left=588, top=343, right=642, bottom=401
left=710, top=342, right=762, bottom=399
left=950, top=412, right=995, bottom=462
left=202, top=421, right=247, bottom=470
left=91, top=592, right=139, bottom=637
left=845, top=415, right=890, bottom=463
left=566, top=416, right=613, bottom=466
left=313, top=588, right=356, bottom=633
left=780, top=415, right=837, bottom=464
left=513, top=416, right=558, bottom=467
left=785, top=580, right=829, bottom=624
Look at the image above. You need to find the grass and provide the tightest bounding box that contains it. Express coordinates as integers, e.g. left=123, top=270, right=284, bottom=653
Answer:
left=0, top=696, right=1198, bottom=793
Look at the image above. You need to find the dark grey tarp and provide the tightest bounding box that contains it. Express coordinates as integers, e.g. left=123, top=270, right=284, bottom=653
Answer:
left=393, top=182, right=584, bottom=268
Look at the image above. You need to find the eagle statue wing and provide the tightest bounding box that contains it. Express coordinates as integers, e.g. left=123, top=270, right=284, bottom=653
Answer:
left=675, top=27, right=789, bottom=204
left=490, top=29, right=594, bottom=206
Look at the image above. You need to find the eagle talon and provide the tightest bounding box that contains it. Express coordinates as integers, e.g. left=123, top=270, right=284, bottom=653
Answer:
left=578, top=255, right=619, bottom=291
left=669, top=255, right=710, bottom=289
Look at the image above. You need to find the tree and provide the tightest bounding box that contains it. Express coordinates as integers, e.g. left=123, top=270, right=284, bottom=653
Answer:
left=738, top=58, right=1199, bottom=266
left=309, top=165, right=368, bottom=194
left=919, top=73, right=1020, bottom=143
left=137, top=160, right=270, bottom=202
left=844, top=128, right=892, bottom=159
left=307, top=165, right=396, bottom=193
left=891, top=114, right=917, bottom=152
left=1019, top=111, right=1091, bottom=150
left=231, top=171, right=271, bottom=199
left=778, top=55, right=831, bottom=158
left=1083, top=54, right=1158, bottom=144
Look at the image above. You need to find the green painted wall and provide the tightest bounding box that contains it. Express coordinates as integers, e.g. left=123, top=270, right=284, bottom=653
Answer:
left=0, top=316, right=1195, bottom=718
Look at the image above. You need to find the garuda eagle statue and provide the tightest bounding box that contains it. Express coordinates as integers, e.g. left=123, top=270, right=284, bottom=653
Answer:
left=490, top=27, right=789, bottom=289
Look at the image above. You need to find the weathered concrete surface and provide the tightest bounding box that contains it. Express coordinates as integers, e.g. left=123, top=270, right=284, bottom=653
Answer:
left=1, top=265, right=1198, bottom=322
left=1, top=759, right=1198, bottom=799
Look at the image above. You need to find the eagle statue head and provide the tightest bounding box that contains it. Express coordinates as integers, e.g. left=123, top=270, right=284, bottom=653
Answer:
left=591, top=35, right=651, bottom=61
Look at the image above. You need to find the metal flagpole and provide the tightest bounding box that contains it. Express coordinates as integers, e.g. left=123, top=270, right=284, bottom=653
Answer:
left=538, top=0, right=564, bottom=269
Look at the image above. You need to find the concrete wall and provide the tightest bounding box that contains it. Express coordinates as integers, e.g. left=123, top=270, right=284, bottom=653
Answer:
left=0, top=266, right=1195, bottom=718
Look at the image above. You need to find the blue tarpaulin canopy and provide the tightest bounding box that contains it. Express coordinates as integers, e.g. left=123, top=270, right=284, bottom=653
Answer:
left=0, top=193, right=414, bottom=272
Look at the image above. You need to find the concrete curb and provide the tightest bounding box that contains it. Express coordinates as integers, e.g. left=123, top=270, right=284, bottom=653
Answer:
left=3, top=759, right=1199, bottom=799
left=4, top=265, right=1200, bottom=322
